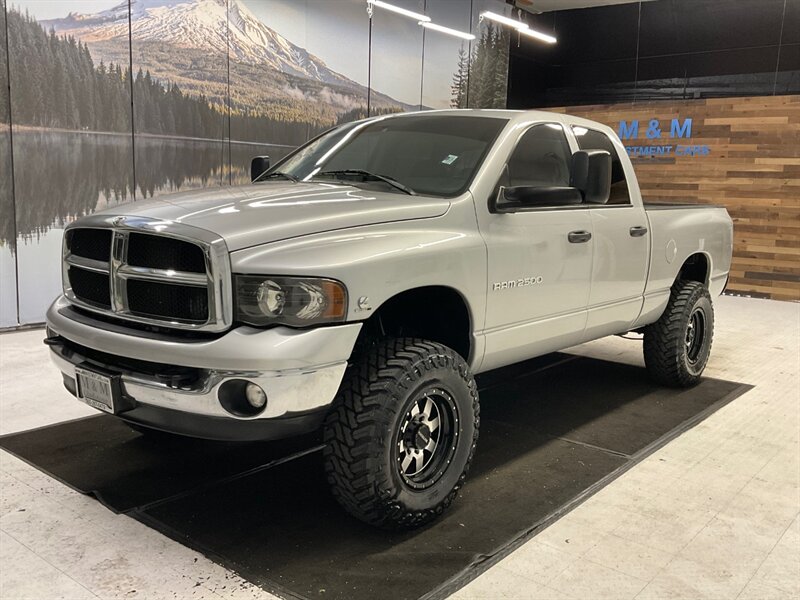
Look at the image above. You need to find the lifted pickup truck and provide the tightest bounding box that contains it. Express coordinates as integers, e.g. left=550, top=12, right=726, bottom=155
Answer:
left=46, top=109, right=733, bottom=528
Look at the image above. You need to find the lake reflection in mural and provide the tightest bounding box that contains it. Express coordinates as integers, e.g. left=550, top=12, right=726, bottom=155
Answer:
left=7, top=130, right=288, bottom=324
left=0, top=128, right=13, bottom=327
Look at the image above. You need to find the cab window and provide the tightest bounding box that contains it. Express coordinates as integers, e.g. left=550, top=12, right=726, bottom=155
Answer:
left=572, top=127, right=631, bottom=205
left=503, top=124, right=573, bottom=189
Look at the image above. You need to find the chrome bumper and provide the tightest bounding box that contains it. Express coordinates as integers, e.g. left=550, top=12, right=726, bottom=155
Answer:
left=46, top=296, right=361, bottom=424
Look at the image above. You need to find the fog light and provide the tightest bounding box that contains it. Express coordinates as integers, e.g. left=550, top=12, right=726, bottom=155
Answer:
left=218, top=379, right=267, bottom=417
left=245, top=383, right=267, bottom=409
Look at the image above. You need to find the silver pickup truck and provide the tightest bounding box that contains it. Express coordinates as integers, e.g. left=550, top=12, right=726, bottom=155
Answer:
left=46, top=109, right=733, bottom=528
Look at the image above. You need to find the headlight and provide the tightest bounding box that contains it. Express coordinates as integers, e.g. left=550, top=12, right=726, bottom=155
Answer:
left=235, top=275, right=347, bottom=327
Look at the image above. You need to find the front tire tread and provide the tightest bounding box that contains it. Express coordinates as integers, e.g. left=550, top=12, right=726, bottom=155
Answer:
left=323, top=338, right=479, bottom=529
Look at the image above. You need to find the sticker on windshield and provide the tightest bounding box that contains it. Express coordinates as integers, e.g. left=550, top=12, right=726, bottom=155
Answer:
left=441, top=154, right=459, bottom=165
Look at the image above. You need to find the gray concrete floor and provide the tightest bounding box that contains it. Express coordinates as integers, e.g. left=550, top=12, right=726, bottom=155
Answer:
left=1, top=295, right=798, bottom=599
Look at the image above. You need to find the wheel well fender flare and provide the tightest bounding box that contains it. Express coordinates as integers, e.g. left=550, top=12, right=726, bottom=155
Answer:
left=356, top=285, right=475, bottom=362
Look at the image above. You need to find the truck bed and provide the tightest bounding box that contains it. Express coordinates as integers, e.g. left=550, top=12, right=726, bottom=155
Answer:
left=644, top=202, right=724, bottom=210
left=643, top=203, right=733, bottom=306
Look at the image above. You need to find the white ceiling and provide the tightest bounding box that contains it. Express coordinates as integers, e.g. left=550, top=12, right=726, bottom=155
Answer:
left=515, top=0, right=645, bottom=13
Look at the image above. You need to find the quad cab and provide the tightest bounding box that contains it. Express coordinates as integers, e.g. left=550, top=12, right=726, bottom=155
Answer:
left=46, top=110, right=733, bottom=528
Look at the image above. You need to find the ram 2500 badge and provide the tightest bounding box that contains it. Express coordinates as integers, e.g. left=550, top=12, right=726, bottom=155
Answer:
left=46, top=110, right=733, bottom=529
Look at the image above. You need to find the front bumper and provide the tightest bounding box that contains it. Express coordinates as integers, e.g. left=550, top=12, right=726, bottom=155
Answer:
left=46, top=296, right=362, bottom=441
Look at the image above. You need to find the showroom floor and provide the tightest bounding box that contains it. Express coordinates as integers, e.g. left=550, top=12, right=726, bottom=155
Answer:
left=0, top=294, right=798, bottom=600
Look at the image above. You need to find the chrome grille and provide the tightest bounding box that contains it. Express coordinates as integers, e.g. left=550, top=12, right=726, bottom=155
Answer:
left=126, top=279, right=209, bottom=322
left=62, top=216, right=232, bottom=332
left=127, top=233, right=207, bottom=273
left=67, top=228, right=113, bottom=262
left=66, top=265, right=111, bottom=308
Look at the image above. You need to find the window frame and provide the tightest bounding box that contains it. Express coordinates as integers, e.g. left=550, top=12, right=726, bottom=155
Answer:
left=491, top=121, right=638, bottom=214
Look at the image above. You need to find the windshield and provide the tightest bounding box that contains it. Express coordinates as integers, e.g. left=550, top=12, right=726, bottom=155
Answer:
left=266, top=115, right=508, bottom=197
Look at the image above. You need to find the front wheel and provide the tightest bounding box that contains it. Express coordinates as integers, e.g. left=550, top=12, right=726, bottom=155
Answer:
left=644, top=280, right=714, bottom=387
left=323, top=338, right=479, bottom=529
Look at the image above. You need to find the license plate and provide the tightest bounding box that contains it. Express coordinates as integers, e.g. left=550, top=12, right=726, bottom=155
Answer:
left=75, top=367, right=116, bottom=414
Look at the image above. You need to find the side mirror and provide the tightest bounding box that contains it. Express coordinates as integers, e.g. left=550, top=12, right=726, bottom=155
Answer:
left=493, top=186, right=583, bottom=213
left=251, top=156, right=270, bottom=182
left=570, top=150, right=611, bottom=204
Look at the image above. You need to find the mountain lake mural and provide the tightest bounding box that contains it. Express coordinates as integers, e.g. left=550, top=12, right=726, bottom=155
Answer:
left=0, top=0, right=512, bottom=327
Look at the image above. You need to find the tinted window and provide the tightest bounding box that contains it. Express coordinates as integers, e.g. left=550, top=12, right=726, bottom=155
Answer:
left=270, top=115, right=508, bottom=198
left=504, top=124, right=572, bottom=188
left=573, top=127, right=631, bottom=205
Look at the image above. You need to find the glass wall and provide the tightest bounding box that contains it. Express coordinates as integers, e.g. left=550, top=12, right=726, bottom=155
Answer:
left=6, top=1, right=134, bottom=323
left=0, top=0, right=16, bottom=327
left=1, top=0, right=511, bottom=327
left=422, top=0, right=472, bottom=109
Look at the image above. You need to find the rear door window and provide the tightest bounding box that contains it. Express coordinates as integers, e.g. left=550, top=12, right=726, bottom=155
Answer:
left=572, top=127, right=631, bottom=205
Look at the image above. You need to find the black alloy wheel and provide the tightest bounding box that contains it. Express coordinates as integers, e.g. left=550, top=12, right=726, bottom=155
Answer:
left=685, top=307, right=707, bottom=365
left=395, top=387, right=459, bottom=490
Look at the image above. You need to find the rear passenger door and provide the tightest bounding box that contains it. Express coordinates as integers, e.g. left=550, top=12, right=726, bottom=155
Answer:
left=571, top=126, right=649, bottom=339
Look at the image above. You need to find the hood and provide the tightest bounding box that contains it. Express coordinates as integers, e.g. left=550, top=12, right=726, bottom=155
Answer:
left=96, top=182, right=451, bottom=251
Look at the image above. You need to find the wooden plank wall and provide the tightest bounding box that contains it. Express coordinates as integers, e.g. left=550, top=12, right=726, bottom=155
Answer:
left=549, top=95, right=800, bottom=302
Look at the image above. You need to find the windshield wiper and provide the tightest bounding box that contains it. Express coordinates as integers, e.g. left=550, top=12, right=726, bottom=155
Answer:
left=315, top=169, right=415, bottom=195
left=261, top=171, right=299, bottom=183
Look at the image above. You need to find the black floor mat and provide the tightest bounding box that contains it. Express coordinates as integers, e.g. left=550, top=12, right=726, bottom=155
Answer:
left=0, top=354, right=750, bottom=600
left=0, top=416, right=320, bottom=512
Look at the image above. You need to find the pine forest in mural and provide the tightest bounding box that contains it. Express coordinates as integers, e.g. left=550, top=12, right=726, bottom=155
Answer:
left=452, top=23, right=510, bottom=109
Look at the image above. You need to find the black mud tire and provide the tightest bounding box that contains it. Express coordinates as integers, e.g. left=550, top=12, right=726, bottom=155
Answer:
left=644, top=280, right=714, bottom=387
left=323, top=338, right=479, bottom=530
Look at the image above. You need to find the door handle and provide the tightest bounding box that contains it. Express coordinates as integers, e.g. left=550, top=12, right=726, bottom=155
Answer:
left=629, top=226, right=648, bottom=237
left=568, top=230, right=592, bottom=243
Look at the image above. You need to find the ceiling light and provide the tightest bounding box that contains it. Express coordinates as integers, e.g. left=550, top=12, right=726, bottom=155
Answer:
left=520, top=27, right=557, bottom=44
left=480, top=11, right=528, bottom=30
left=420, top=21, right=475, bottom=40
left=480, top=10, right=557, bottom=44
left=368, top=0, right=430, bottom=22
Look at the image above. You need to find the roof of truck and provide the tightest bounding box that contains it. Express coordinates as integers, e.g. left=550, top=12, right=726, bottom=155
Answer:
left=374, top=108, right=616, bottom=138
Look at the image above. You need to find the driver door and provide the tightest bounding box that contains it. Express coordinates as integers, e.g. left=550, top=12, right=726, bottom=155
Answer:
left=477, top=123, right=593, bottom=372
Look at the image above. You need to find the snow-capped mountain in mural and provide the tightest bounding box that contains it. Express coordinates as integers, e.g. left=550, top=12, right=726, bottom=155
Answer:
left=42, top=0, right=412, bottom=118
left=44, top=0, right=356, bottom=87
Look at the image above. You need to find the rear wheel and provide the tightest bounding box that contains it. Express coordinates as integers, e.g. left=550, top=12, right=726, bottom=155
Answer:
left=644, top=280, right=714, bottom=387
left=323, top=338, right=479, bottom=529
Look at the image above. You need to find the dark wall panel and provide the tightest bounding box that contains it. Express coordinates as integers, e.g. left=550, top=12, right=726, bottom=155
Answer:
left=509, top=0, right=800, bottom=108
left=638, top=0, right=785, bottom=57
left=548, top=59, right=638, bottom=91
left=550, top=2, right=639, bottom=63
left=777, top=43, right=800, bottom=95
left=784, top=0, right=800, bottom=44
